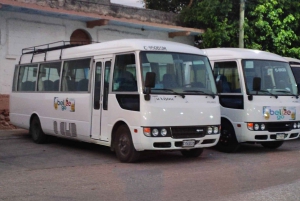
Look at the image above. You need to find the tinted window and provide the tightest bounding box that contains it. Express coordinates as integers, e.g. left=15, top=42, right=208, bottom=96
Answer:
left=61, top=58, right=91, bottom=92
left=17, top=64, right=38, bottom=91
left=37, top=62, right=61, bottom=91
left=291, top=67, right=300, bottom=84
left=214, top=61, right=241, bottom=93
left=112, top=54, right=137, bottom=92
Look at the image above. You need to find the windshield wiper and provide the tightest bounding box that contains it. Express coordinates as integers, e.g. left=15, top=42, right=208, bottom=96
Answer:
left=152, top=88, right=185, bottom=98
left=257, top=90, right=278, bottom=99
left=274, top=90, right=299, bottom=99
left=183, top=90, right=216, bottom=99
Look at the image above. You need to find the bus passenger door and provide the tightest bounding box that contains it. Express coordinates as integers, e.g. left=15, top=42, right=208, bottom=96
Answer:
left=91, top=59, right=111, bottom=140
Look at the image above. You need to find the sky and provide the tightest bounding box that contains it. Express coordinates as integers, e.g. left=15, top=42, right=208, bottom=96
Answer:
left=110, top=0, right=144, bottom=8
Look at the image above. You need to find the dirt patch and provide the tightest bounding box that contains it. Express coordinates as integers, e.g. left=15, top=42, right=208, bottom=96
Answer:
left=0, top=109, right=17, bottom=130
left=0, top=95, right=16, bottom=130
left=0, top=94, right=9, bottom=111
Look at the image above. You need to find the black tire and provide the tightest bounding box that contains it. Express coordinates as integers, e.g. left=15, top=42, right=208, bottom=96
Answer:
left=216, top=119, right=240, bottom=153
left=181, top=148, right=203, bottom=157
left=261, top=141, right=284, bottom=149
left=114, top=125, right=140, bottom=163
left=30, top=116, right=48, bottom=144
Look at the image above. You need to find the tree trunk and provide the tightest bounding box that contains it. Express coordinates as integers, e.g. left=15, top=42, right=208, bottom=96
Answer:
left=187, top=0, right=194, bottom=8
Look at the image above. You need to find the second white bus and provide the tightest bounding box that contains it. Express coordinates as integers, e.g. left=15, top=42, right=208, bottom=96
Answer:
left=10, top=39, right=220, bottom=162
left=204, top=48, right=300, bottom=152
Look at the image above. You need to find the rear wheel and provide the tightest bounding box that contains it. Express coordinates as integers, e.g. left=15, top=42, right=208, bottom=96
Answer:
left=216, top=120, right=240, bottom=153
left=261, top=141, right=284, bottom=149
left=181, top=148, right=203, bottom=157
left=30, top=116, right=48, bottom=144
left=114, top=125, right=140, bottom=163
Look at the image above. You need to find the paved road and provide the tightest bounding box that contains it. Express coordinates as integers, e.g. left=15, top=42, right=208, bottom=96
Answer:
left=1, top=130, right=300, bottom=201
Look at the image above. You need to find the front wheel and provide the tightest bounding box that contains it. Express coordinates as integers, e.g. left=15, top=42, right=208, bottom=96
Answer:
left=261, top=141, right=284, bottom=149
left=30, top=116, right=48, bottom=144
left=181, top=148, right=204, bottom=157
left=216, top=120, right=240, bottom=153
left=114, top=125, right=140, bottom=163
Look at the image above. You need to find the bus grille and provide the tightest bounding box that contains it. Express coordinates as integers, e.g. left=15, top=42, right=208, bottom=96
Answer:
left=267, top=122, right=292, bottom=132
left=171, top=126, right=206, bottom=139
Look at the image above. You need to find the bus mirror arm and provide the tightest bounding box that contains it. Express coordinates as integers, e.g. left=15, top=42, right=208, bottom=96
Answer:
left=248, top=95, right=253, bottom=101
left=144, top=88, right=151, bottom=101
left=144, top=72, right=156, bottom=101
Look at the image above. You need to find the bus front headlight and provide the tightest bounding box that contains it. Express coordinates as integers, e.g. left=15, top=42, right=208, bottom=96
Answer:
left=207, top=127, right=213, bottom=134
left=213, top=126, right=219, bottom=134
left=152, top=129, right=159, bottom=137
left=161, top=128, right=167, bottom=136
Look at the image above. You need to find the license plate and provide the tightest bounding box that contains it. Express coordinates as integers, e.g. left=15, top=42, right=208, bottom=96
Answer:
left=276, top=133, right=285, bottom=140
left=182, top=140, right=195, bottom=147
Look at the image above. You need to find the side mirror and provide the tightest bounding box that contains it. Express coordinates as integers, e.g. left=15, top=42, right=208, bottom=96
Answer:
left=145, top=72, right=156, bottom=88
left=253, top=77, right=261, bottom=91
left=297, top=83, right=300, bottom=95
left=144, top=72, right=156, bottom=101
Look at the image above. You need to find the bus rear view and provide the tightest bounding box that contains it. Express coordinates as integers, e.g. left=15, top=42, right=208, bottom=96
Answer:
left=205, top=48, right=300, bottom=152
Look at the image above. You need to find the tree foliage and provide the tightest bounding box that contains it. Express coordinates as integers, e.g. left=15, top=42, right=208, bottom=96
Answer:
left=245, top=0, right=300, bottom=58
left=180, top=0, right=240, bottom=48
left=144, top=0, right=300, bottom=58
left=141, top=0, right=192, bottom=13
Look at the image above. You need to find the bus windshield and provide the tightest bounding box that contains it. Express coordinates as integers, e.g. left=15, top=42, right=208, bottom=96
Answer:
left=140, top=51, right=217, bottom=95
left=242, top=60, right=298, bottom=95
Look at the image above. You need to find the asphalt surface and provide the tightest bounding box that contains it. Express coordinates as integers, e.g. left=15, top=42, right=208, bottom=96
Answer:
left=1, top=129, right=300, bottom=201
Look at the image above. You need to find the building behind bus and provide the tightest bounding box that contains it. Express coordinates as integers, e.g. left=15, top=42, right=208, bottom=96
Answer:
left=0, top=0, right=204, bottom=129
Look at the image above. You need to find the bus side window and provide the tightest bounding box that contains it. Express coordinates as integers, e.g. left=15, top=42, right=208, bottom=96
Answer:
left=62, top=58, right=91, bottom=92
left=214, top=61, right=241, bottom=93
left=17, top=65, right=38, bottom=91
left=37, top=62, right=61, bottom=92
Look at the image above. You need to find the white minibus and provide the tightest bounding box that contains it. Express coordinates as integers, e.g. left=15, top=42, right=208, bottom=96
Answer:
left=10, top=39, right=220, bottom=162
left=204, top=48, right=300, bottom=152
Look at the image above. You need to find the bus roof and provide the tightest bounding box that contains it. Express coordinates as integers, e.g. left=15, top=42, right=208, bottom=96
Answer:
left=203, top=48, right=287, bottom=62
left=19, top=39, right=205, bottom=64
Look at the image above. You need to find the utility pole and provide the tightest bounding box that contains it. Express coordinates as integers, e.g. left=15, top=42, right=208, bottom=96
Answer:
left=239, top=0, right=245, bottom=48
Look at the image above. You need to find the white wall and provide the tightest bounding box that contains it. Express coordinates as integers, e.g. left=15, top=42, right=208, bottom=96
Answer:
left=0, top=10, right=194, bottom=94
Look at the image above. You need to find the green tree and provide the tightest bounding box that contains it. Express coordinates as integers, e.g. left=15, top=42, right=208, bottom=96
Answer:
left=180, top=0, right=240, bottom=48
left=144, top=0, right=300, bottom=58
left=141, top=0, right=192, bottom=13
left=145, top=0, right=241, bottom=48
left=245, top=0, right=300, bottom=58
